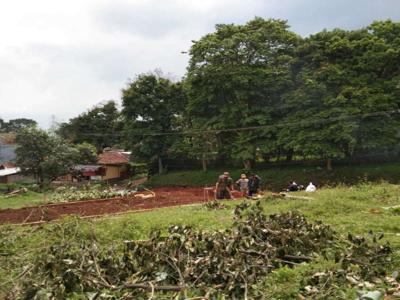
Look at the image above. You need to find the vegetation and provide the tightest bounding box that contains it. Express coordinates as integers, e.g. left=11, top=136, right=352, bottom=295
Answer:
left=146, top=161, right=400, bottom=191
left=73, top=142, right=98, bottom=165
left=1, top=182, right=400, bottom=299
left=0, top=190, right=47, bottom=209
left=0, top=183, right=128, bottom=208
left=50, top=185, right=122, bottom=203
left=0, top=118, right=37, bottom=133
left=15, top=127, right=99, bottom=186
left=57, top=101, right=122, bottom=150
left=50, top=18, right=400, bottom=172
left=0, top=161, right=399, bottom=209
left=121, top=73, right=186, bottom=174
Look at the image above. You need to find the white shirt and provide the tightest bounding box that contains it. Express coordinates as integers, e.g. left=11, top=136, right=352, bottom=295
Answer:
left=306, top=183, right=316, bottom=192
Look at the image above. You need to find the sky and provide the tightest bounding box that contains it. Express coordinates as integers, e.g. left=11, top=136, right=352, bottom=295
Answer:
left=0, top=0, right=400, bottom=128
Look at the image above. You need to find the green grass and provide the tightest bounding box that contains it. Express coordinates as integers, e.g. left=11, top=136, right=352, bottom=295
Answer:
left=0, top=191, right=49, bottom=209
left=147, top=161, right=400, bottom=191
left=1, top=162, right=400, bottom=209
left=87, top=181, right=400, bottom=246
left=1, top=182, right=400, bottom=298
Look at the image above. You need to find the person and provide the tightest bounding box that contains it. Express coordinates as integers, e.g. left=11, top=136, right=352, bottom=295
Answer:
left=248, top=173, right=261, bottom=197
left=305, top=182, right=316, bottom=192
left=236, top=173, right=249, bottom=197
left=287, top=181, right=299, bottom=192
left=215, top=171, right=234, bottom=199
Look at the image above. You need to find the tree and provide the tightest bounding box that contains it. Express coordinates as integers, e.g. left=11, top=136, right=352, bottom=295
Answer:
left=185, top=17, right=300, bottom=168
left=0, top=118, right=37, bottom=133
left=15, top=128, right=79, bottom=185
left=74, top=142, right=98, bottom=164
left=278, top=21, right=400, bottom=169
left=58, top=101, right=122, bottom=150
left=122, top=73, right=186, bottom=174
left=0, top=118, right=4, bottom=132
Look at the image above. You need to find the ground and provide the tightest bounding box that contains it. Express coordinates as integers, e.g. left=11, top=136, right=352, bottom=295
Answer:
left=1, top=161, right=400, bottom=210
left=0, top=187, right=218, bottom=224
left=1, top=181, right=400, bottom=298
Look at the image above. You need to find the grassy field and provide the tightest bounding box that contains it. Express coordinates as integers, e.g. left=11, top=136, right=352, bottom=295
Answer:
left=146, top=162, right=400, bottom=191
left=0, top=191, right=49, bottom=209
left=1, top=182, right=400, bottom=298
left=1, top=162, right=400, bottom=210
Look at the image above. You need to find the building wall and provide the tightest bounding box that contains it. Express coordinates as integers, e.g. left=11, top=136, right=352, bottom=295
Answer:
left=57, top=174, right=74, bottom=182
left=0, top=174, right=24, bottom=184
left=102, top=165, right=123, bottom=180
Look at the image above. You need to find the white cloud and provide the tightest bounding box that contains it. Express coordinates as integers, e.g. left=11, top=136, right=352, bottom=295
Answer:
left=0, top=0, right=399, bottom=127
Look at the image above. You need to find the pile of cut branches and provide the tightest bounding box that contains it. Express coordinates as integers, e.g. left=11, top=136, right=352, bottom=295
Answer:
left=50, top=185, right=120, bottom=202
left=8, top=202, right=393, bottom=299
left=203, top=200, right=227, bottom=210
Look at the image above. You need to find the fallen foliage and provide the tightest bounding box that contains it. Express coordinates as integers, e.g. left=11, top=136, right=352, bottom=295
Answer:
left=50, top=185, right=121, bottom=203
left=6, top=201, right=394, bottom=299
left=203, top=200, right=227, bottom=210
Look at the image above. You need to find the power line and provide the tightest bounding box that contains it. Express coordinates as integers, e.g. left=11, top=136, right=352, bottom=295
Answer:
left=76, top=109, right=400, bottom=137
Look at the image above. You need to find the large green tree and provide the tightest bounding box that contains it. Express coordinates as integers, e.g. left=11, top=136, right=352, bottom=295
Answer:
left=74, top=142, right=98, bottom=164
left=185, top=17, right=301, bottom=168
left=0, top=118, right=37, bottom=133
left=122, top=73, right=186, bottom=174
left=278, top=21, right=400, bottom=169
left=15, top=128, right=88, bottom=185
left=58, top=101, right=122, bottom=150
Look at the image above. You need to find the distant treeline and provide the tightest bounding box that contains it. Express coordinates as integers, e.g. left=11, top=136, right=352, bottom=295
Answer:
left=56, top=18, right=400, bottom=172
left=0, top=118, right=37, bottom=133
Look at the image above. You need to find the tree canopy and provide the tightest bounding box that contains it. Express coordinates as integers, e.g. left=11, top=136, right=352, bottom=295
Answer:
left=0, top=118, right=37, bottom=133
left=16, top=128, right=97, bottom=185
left=121, top=73, right=186, bottom=174
left=19, top=18, right=400, bottom=171
left=57, top=101, right=122, bottom=150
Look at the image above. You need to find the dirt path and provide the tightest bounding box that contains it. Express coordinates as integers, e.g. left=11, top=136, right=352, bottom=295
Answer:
left=0, top=187, right=227, bottom=225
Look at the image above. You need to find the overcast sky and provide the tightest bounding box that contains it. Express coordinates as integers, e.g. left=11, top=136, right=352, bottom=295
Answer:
left=1, top=0, right=399, bottom=128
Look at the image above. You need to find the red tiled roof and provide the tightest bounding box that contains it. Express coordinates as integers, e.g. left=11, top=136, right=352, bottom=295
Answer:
left=98, top=151, right=130, bottom=165
left=0, top=162, right=16, bottom=169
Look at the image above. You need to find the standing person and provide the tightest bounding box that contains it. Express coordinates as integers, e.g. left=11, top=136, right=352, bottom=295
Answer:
left=215, top=171, right=234, bottom=199
left=248, top=173, right=261, bottom=197
left=236, top=173, right=249, bottom=197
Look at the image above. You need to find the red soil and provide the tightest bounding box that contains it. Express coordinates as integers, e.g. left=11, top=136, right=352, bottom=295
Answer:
left=0, top=187, right=243, bottom=225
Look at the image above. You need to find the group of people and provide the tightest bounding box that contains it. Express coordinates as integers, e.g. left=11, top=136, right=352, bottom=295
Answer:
left=215, top=172, right=261, bottom=199
left=215, top=171, right=317, bottom=200
left=287, top=181, right=316, bottom=193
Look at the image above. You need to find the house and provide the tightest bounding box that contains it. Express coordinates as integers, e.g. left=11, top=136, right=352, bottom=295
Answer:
left=0, top=163, right=22, bottom=183
left=98, top=150, right=131, bottom=181
left=57, top=149, right=131, bottom=182
left=73, top=164, right=106, bottom=181
left=57, top=165, right=106, bottom=182
left=0, top=162, right=16, bottom=169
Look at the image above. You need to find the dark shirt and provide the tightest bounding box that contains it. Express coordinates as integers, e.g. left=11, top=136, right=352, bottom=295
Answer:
left=248, top=175, right=261, bottom=191
left=217, top=176, right=233, bottom=191
left=287, top=183, right=299, bottom=192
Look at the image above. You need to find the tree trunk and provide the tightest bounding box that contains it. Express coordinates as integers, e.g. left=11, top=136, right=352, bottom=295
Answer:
left=286, top=149, right=294, bottom=162
left=202, top=154, right=207, bottom=172
left=343, top=143, right=352, bottom=158
left=326, top=158, right=332, bottom=171
left=38, top=176, right=45, bottom=191
left=158, top=156, right=163, bottom=175
left=243, top=159, right=254, bottom=170
left=276, top=152, right=281, bottom=162
left=262, top=154, right=270, bottom=163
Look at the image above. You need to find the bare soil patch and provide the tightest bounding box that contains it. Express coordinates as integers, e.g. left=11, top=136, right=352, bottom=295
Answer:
left=0, top=187, right=242, bottom=225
